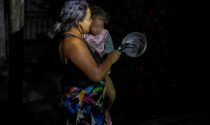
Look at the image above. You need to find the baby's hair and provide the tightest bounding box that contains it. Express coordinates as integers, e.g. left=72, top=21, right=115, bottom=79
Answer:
left=90, top=5, right=109, bottom=23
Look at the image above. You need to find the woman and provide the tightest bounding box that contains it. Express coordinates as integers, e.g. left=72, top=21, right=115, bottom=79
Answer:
left=48, top=0, right=121, bottom=125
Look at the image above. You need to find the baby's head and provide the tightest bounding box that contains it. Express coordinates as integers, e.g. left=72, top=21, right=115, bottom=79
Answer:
left=89, top=5, right=109, bottom=36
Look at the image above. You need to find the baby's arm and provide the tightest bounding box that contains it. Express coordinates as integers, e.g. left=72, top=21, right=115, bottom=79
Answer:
left=103, top=31, right=115, bottom=75
left=103, top=31, right=114, bottom=54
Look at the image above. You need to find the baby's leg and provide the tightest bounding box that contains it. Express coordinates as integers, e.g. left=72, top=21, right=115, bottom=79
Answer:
left=105, top=75, right=116, bottom=109
left=104, top=75, right=116, bottom=124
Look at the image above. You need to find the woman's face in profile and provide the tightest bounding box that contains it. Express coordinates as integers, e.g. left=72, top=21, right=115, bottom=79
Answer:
left=80, top=7, right=92, bottom=33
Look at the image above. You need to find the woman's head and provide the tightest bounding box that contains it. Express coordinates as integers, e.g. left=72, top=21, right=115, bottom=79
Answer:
left=60, top=0, right=92, bottom=32
left=48, top=0, right=92, bottom=39
left=89, top=6, right=109, bottom=36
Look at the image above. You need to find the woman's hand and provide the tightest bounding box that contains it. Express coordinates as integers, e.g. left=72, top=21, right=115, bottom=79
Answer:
left=107, top=50, right=121, bottom=65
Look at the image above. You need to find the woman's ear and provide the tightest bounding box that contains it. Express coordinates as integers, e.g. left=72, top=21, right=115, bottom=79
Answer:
left=77, top=20, right=84, bottom=28
left=77, top=23, right=84, bottom=33
left=78, top=21, right=82, bottom=26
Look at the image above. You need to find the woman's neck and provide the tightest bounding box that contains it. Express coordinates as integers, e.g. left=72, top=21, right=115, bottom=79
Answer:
left=66, top=27, right=83, bottom=37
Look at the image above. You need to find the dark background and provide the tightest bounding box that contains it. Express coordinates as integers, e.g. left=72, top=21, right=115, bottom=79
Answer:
left=0, top=0, right=208, bottom=124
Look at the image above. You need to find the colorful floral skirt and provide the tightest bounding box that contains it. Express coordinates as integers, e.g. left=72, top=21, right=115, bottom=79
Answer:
left=60, top=80, right=106, bottom=125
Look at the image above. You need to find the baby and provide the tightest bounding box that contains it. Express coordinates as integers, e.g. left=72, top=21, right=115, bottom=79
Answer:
left=83, top=5, right=115, bottom=125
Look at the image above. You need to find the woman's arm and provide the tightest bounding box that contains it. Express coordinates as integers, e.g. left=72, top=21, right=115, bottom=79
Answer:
left=63, top=37, right=120, bottom=83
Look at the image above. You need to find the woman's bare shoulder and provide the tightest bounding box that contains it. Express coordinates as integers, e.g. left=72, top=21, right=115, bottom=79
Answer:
left=63, top=37, right=87, bottom=50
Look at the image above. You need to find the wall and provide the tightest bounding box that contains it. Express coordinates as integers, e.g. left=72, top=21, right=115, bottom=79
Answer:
left=0, top=0, right=6, bottom=64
